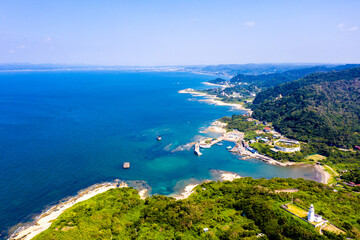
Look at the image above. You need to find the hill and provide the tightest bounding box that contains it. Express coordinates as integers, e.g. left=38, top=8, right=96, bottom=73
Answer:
left=32, top=178, right=359, bottom=240
left=252, top=67, right=360, bottom=147
left=230, top=64, right=360, bottom=89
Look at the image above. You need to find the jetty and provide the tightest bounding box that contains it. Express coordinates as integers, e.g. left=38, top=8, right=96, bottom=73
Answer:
left=194, top=143, right=202, bottom=156
left=195, top=130, right=243, bottom=155
left=123, top=162, right=130, bottom=169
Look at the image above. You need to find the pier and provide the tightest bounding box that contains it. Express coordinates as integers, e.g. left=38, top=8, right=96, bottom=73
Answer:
left=194, top=143, right=202, bottom=156
left=196, top=130, right=244, bottom=155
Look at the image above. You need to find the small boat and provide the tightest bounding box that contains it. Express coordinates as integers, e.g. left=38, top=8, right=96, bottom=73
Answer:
left=226, top=146, right=232, bottom=150
left=216, top=142, right=223, bottom=146
left=199, top=144, right=211, bottom=149
left=123, top=162, right=130, bottom=169
left=157, top=136, right=162, bottom=141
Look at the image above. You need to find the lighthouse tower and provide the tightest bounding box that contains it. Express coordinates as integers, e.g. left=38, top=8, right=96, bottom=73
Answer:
left=307, top=204, right=315, bottom=222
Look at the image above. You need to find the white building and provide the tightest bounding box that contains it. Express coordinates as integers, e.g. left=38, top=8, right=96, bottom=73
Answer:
left=274, top=139, right=301, bottom=152
left=307, top=204, right=323, bottom=223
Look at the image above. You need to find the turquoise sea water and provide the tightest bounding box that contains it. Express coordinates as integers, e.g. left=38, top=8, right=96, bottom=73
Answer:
left=0, top=71, right=319, bottom=237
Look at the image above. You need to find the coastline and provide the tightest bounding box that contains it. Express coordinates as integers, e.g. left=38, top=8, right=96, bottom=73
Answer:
left=9, top=181, right=130, bottom=240
left=8, top=76, right=332, bottom=239
left=9, top=161, right=329, bottom=239
left=172, top=169, right=242, bottom=200
left=314, top=164, right=331, bottom=184
left=179, top=89, right=252, bottom=113
left=198, top=118, right=330, bottom=184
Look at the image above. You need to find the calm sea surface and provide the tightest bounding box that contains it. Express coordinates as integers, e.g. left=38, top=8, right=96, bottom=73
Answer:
left=0, top=71, right=319, bottom=237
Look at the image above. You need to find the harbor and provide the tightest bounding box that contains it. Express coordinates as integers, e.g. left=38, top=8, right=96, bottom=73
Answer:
left=193, top=128, right=290, bottom=166
left=194, top=130, right=244, bottom=155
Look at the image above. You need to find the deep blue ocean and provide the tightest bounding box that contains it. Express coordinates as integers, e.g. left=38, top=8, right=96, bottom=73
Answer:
left=0, top=71, right=319, bottom=237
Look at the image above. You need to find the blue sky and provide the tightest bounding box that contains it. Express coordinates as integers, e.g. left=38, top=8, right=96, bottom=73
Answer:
left=1, top=0, right=359, bottom=65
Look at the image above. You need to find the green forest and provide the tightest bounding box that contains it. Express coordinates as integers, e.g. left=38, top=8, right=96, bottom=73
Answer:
left=33, top=178, right=360, bottom=240
left=252, top=67, right=360, bottom=148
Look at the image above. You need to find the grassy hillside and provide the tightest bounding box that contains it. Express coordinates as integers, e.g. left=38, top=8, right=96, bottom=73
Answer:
left=33, top=178, right=360, bottom=240
left=252, top=67, right=360, bottom=147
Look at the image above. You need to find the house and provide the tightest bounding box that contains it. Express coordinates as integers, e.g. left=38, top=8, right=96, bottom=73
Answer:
left=246, top=118, right=255, bottom=122
left=263, top=127, right=271, bottom=132
left=255, top=130, right=263, bottom=134
left=250, top=139, right=256, bottom=144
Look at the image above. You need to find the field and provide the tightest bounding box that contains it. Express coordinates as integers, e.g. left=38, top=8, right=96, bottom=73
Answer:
left=323, top=223, right=345, bottom=235
left=286, top=204, right=308, bottom=218
left=305, top=154, right=327, bottom=161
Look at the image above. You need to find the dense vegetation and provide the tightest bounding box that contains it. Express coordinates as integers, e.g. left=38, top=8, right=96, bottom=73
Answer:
left=220, top=115, right=360, bottom=169
left=252, top=67, right=360, bottom=147
left=208, top=78, right=228, bottom=85
left=33, top=178, right=360, bottom=240
left=204, top=64, right=359, bottom=108
left=341, top=169, right=360, bottom=184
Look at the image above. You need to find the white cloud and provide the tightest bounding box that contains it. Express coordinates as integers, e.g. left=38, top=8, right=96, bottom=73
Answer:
left=338, top=23, right=358, bottom=32
left=17, top=45, right=25, bottom=49
left=244, top=21, right=256, bottom=27
left=348, top=26, right=358, bottom=31
left=192, top=18, right=198, bottom=22
left=44, top=37, right=52, bottom=42
left=338, top=23, right=344, bottom=29
left=8, top=49, right=15, bottom=53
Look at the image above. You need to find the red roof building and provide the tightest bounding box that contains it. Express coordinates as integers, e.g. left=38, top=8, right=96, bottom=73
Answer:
left=263, top=127, right=271, bottom=132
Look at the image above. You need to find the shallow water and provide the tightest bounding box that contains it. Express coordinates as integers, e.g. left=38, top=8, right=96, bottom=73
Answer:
left=0, top=71, right=318, bottom=237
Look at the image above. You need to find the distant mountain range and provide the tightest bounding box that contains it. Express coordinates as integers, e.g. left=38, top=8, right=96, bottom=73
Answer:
left=229, top=64, right=360, bottom=89
left=0, top=63, right=339, bottom=76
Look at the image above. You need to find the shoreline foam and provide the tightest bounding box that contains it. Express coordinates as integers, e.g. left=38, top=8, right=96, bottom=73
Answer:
left=178, top=89, right=252, bottom=113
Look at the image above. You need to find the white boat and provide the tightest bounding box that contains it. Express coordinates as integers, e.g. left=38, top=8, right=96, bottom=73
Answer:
left=216, top=142, right=223, bottom=146
left=199, top=144, right=211, bottom=149
left=226, top=146, right=232, bottom=150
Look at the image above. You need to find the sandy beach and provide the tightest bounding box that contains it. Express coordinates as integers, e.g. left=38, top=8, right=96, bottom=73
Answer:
left=9, top=181, right=128, bottom=240
left=210, top=169, right=242, bottom=181
left=173, top=170, right=242, bottom=200
left=201, top=121, right=227, bottom=134
left=178, top=89, right=252, bottom=113
left=173, top=184, right=200, bottom=200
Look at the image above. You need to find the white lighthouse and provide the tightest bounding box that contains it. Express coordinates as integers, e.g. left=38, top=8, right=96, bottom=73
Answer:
left=307, top=204, right=322, bottom=223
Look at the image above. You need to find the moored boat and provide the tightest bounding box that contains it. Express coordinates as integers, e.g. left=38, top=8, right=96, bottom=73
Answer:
left=199, top=144, right=211, bottom=149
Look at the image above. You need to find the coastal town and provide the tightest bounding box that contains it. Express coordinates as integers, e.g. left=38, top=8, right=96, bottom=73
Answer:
left=180, top=84, right=360, bottom=190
